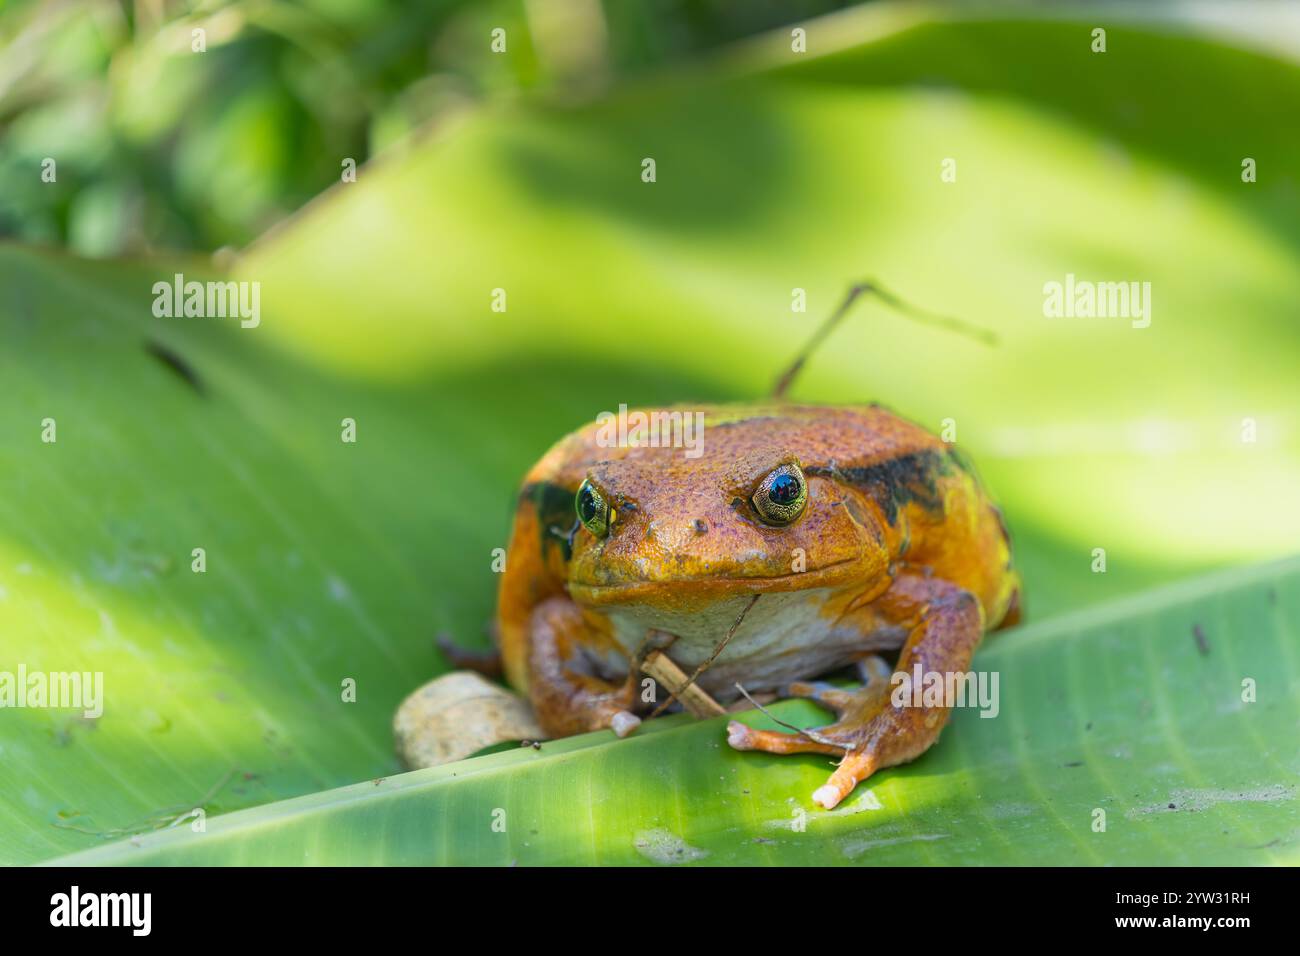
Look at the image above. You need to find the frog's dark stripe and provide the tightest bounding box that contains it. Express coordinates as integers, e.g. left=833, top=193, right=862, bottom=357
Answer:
left=945, top=443, right=977, bottom=478
left=520, top=480, right=578, bottom=561
left=808, top=448, right=957, bottom=525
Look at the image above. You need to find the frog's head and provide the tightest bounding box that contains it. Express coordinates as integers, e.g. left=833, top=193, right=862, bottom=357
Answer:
left=566, top=416, right=889, bottom=612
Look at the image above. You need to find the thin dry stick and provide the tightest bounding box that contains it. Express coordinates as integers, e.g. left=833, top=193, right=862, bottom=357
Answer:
left=642, top=650, right=726, bottom=718
left=649, top=593, right=760, bottom=719
left=771, top=281, right=998, bottom=400
left=627, top=629, right=665, bottom=674
left=733, top=682, right=845, bottom=750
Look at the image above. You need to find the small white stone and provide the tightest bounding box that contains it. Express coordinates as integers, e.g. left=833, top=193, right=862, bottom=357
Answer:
left=611, top=711, right=641, bottom=738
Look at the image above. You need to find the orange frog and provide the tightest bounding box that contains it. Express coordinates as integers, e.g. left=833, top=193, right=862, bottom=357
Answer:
left=496, top=285, right=1020, bottom=809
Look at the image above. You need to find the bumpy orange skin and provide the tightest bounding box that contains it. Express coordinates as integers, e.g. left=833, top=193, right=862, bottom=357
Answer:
left=496, top=404, right=1020, bottom=806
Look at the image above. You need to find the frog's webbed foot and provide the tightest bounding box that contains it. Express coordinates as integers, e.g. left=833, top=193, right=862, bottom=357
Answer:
left=726, top=721, right=844, bottom=756
left=726, top=577, right=985, bottom=810
left=726, top=674, right=888, bottom=766
left=726, top=669, right=935, bottom=809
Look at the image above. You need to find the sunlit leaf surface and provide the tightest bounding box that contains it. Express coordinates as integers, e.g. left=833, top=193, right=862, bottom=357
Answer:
left=50, top=557, right=1300, bottom=865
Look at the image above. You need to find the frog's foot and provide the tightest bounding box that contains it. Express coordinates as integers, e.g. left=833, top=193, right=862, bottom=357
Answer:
left=727, top=679, right=935, bottom=809
left=435, top=631, right=503, bottom=678
left=726, top=674, right=882, bottom=761
left=726, top=720, right=843, bottom=756
left=728, top=576, right=985, bottom=810
left=804, top=701, right=941, bottom=810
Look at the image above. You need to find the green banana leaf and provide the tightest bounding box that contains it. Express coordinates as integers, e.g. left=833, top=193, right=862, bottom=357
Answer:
left=49, top=556, right=1300, bottom=865
left=2, top=4, right=1298, bottom=865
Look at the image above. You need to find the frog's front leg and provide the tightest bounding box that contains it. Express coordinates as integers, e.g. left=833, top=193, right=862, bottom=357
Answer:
left=727, top=574, right=984, bottom=809
left=526, top=595, right=641, bottom=738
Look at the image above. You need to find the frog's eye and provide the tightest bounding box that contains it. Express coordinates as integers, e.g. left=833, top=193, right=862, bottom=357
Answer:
left=576, top=479, right=610, bottom=538
left=752, top=463, right=808, bottom=526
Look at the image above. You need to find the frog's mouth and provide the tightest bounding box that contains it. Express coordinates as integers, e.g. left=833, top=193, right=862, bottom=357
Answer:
left=568, top=556, right=864, bottom=608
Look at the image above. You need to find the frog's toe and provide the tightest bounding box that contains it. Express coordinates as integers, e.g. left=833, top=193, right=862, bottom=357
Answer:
left=726, top=720, right=843, bottom=756
left=781, top=680, right=860, bottom=714
left=812, top=752, right=876, bottom=809
left=854, top=654, right=893, bottom=690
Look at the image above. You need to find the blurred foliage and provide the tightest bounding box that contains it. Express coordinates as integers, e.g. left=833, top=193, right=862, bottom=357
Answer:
left=0, top=0, right=854, bottom=255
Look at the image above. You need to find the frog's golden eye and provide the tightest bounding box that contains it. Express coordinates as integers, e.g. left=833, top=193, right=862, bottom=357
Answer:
left=575, top=479, right=610, bottom=538
left=752, top=463, right=807, bottom=526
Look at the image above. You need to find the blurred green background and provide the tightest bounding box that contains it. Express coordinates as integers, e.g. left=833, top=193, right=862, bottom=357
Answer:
left=0, top=0, right=855, bottom=253
left=1, top=0, right=1298, bottom=864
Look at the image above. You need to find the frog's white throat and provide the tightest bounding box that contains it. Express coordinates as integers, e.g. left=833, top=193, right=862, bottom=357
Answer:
left=598, top=588, right=904, bottom=699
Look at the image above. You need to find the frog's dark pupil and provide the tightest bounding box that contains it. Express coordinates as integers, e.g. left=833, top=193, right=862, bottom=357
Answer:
left=578, top=486, right=599, bottom=523
left=769, top=473, right=800, bottom=505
